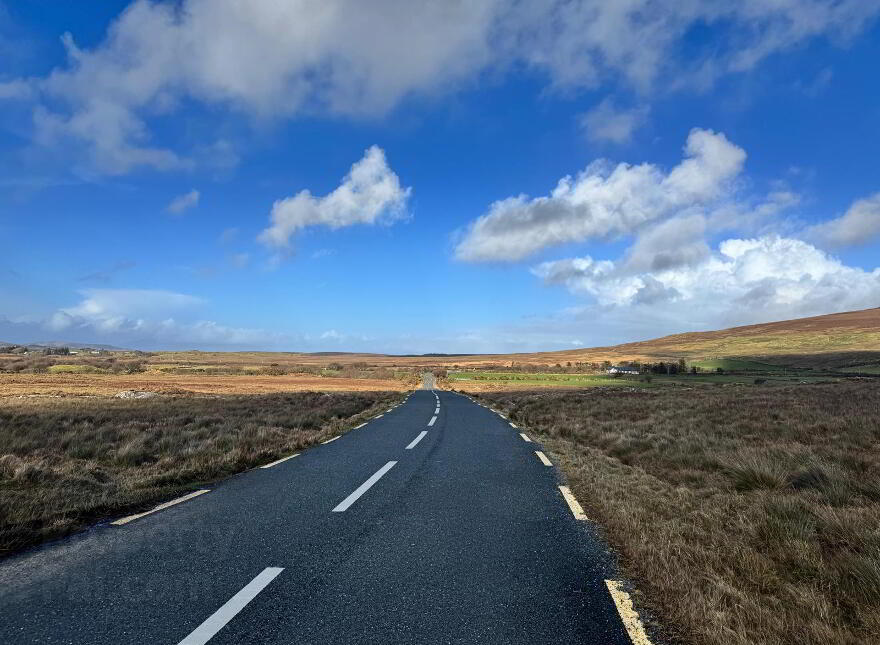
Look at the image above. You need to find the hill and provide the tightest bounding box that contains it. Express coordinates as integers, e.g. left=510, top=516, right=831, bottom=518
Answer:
left=517, top=307, right=880, bottom=370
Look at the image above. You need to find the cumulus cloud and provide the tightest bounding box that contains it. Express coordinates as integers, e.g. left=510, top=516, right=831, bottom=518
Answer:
left=455, top=128, right=745, bottom=262
left=41, top=288, right=282, bottom=348
left=808, top=193, right=880, bottom=247
left=580, top=99, right=648, bottom=143
left=166, top=189, right=200, bottom=214
left=534, top=235, right=880, bottom=328
left=622, top=215, right=709, bottom=272
left=6, top=1, right=878, bottom=173
left=258, top=145, right=410, bottom=249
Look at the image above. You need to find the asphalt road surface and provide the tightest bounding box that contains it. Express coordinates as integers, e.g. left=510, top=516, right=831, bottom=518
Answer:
left=0, top=390, right=638, bottom=644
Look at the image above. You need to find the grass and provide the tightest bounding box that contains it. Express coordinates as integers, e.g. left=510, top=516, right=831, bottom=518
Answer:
left=448, top=369, right=837, bottom=391
left=472, top=382, right=880, bottom=645
left=0, top=390, right=402, bottom=556
left=47, top=364, right=105, bottom=374
left=689, top=358, right=786, bottom=372
left=448, top=371, right=632, bottom=387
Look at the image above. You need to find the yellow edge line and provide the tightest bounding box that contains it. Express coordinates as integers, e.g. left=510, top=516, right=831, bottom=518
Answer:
left=558, top=485, right=588, bottom=520
left=111, top=489, right=210, bottom=526
left=605, top=579, right=655, bottom=645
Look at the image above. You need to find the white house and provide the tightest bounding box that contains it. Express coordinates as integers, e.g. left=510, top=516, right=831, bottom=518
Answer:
left=607, top=365, right=639, bottom=375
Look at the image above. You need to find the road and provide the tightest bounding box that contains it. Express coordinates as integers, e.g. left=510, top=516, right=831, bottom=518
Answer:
left=0, top=389, right=639, bottom=644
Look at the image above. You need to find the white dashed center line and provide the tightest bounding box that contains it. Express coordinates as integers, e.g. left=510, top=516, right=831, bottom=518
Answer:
left=176, top=567, right=284, bottom=645
left=406, top=431, right=428, bottom=449
left=332, top=461, right=397, bottom=512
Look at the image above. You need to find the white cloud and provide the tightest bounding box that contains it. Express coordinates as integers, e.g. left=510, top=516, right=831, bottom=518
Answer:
left=42, top=288, right=281, bottom=348
left=455, top=128, right=745, bottom=262
left=580, top=99, right=648, bottom=143
left=166, top=189, right=200, bottom=214
left=534, top=235, right=880, bottom=328
left=229, top=253, right=249, bottom=269
left=51, top=289, right=204, bottom=331
left=622, top=215, right=709, bottom=272
left=808, top=193, right=880, bottom=247
left=7, top=1, right=879, bottom=174
left=219, top=227, right=239, bottom=243
left=258, top=145, right=410, bottom=249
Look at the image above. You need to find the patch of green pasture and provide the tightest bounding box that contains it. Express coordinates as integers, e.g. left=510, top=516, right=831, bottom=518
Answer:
left=690, top=358, right=786, bottom=372
left=47, top=364, right=105, bottom=374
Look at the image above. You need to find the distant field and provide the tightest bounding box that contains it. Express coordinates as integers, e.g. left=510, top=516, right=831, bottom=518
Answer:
left=447, top=370, right=836, bottom=391
left=0, top=352, right=418, bottom=396
left=474, top=382, right=880, bottom=645
left=0, top=372, right=410, bottom=396
left=689, top=357, right=787, bottom=372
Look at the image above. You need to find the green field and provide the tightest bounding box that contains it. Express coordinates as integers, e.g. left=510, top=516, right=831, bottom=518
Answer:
left=837, top=364, right=880, bottom=374
left=448, top=370, right=836, bottom=388
left=689, top=358, right=787, bottom=372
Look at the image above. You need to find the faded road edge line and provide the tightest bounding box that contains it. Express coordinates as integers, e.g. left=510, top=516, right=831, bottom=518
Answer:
left=535, top=451, right=552, bottom=466
left=260, top=454, right=300, bottom=469
left=558, top=485, right=588, bottom=520
left=605, top=579, right=655, bottom=645
left=112, top=489, right=210, bottom=526
left=519, top=432, right=532, bottom=442
left=321, top=435, right=340, bottom=444
left=177, top=567, right=284, bottom=645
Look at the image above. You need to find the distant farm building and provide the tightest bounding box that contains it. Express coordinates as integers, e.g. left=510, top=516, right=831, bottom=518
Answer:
left=607, top=365, right=639, bottom=375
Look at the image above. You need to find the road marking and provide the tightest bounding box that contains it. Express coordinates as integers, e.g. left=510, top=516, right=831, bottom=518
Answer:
left=558, top=486, right=588, bottom=520
left=428, top=415, right=437, bottom=426
left=354, top=422, right=366, bottom=429
left=509, top=422, right=518, bottom=428
left=112, top=489, right=210, bottom=526
left=321, top=435, right=340, bottom=444
left=605, top=580, right=655, bottom=645
left=386, top=409, right=393, bottom=412
left=260, top=454, right=299, bottom=469
left=434, top=407, right=440, bottom=414
left=498, top=413, right=507, bottom=419
left=176, top=567, right=284, bottom=645
left=406, top=431, right=428, bottom=449
left=519, top=432, right=532, bottom=442
left=332, top=461, right=397, bottom=512
left=375, top=414, right=384, bottom=419
left=535, top=451, right=552, bottom=466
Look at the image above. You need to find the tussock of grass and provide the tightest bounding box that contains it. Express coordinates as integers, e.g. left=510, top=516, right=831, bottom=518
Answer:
left=0, top=391, right=400, bottom=556
left=475, top=382, right=880, bottom=645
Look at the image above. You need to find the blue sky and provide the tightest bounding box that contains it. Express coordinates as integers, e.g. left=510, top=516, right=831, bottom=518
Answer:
left=1, top=1, right=880, bottom=352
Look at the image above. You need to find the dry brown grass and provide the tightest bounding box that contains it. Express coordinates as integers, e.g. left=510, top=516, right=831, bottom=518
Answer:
left=0, top=372, right=409, bottom=396
left=0, top=391, right=402, bottom=556
left=473, top=382, right=880, bottom=645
